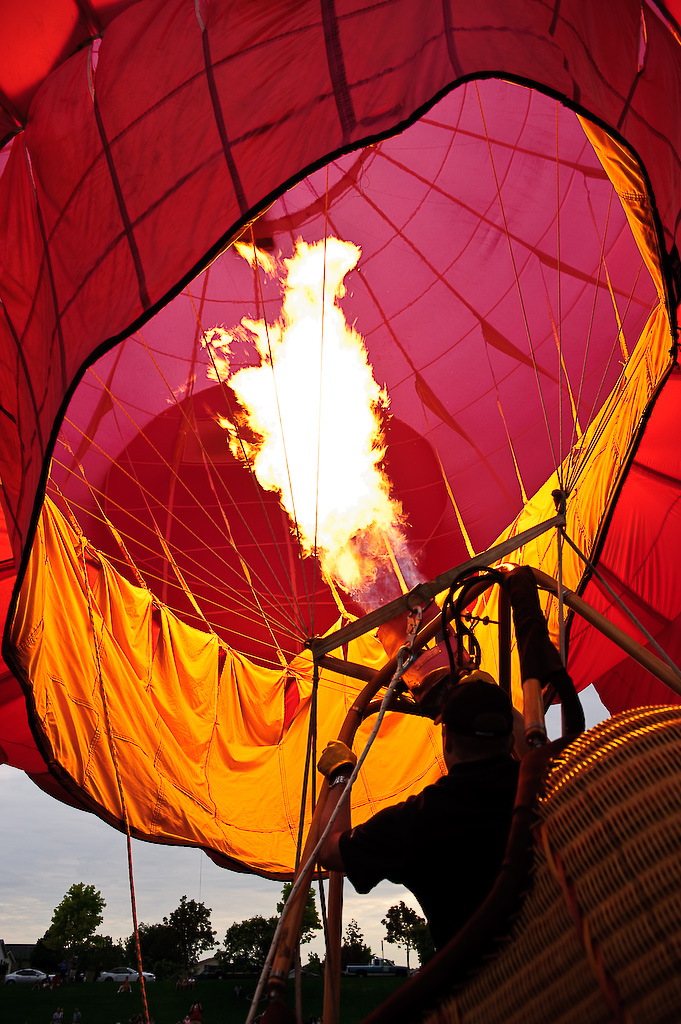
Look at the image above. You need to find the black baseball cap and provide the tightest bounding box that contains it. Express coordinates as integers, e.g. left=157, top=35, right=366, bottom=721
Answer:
left=441, top=673, right=514, bottom=738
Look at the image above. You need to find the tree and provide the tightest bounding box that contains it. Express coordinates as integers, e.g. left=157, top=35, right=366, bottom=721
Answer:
left=79, top=934, right=126, bottom=972
left=42, top=883, right=105, bottom=956
left=340, top=919, right=372, bottom=969
left=163, top=896, right=216, bottom=971
left=220, top=915, right=278, bottom=973
left=124, top=922, right=180, bottom=972
left=32, top=932, right=124, bottom=974
left=411, top=922, right=435, bottom=968
left=382, top=901, right=434, bottom=968
left=276, top=883, right=322, bottom=945
left=305, top=951, right=325, bottom=974
left=30, top=937, right=61, bottom=974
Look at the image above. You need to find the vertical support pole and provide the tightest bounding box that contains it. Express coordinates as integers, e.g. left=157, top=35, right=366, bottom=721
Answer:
left=522, top=677, right=547, bottom=746
left=498, top=588, right=512, bottom=697
left=323, top=871, right=344, bottom=1024
left=552, top=490, right=568, bottom=735
left=294, top=945, right=302, bottom=1023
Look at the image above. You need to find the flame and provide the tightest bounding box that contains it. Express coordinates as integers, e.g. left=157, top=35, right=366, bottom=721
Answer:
left=204, top=237, right=418, bottom=604
left=233, top=239, right=278, bottom=276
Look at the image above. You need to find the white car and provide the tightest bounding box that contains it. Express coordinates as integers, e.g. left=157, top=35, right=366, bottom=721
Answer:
left=98, top=966, right=156, bottom=983
left=5, top=968, right=49, bottom=985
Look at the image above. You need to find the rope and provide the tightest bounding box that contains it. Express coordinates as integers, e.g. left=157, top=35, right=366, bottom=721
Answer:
left=191, top=410, right=286, bottom=661
left=566, top=189, right=614, bottom=467
left=556, top=101, right=564, bottom=491
left=49, top=451, right=302, bottom=639
left=47, top=483, right=304, bottom=682
left=92, top=332, right=302, bottom=630
left=304, top=177, right=502, bottom=535
left=53, top=418, right=303, bottom=637
left=186, top=284, right=308, bottom=641
left=554, top=492, right=566, bottom=667
left=539, top=263, right=583, bottom=440
left=245, top=627, right=424, bottom=1024
left=294, top=664, right=320, bottom=871
left=494, top=393, right=528, bottom=505
left=378, top=145, right=650, bottom=314
left=538, top=822, right=632, bottom=1024
left=475, top=82, right=559, bottom=479
left=561, top=528, right=681, bottom=678
left=248, top=224, right=316, bottom=632
left=79, top=537, right=151, bottom=1024
left=137, top=327, right=306, bottom=634
left=432, top=449, right=476, bottom=558
left=563, top=259, right=647, bottom=496
left=312, top=163, right=331, bottom=641
left=49, top=463, right=148, bottom=590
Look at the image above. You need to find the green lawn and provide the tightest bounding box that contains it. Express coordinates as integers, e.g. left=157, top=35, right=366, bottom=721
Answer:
left=0, top=975, right=405, bottom=1024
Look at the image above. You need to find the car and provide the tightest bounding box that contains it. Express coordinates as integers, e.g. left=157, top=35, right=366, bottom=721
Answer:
left=195, top=965, right=224, bottom=981
left=98, top=966, right=156, bottom=983
left=5, top=968, right=49, bottom=985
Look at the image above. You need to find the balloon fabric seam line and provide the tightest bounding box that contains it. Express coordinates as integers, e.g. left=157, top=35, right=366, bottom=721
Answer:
left=4, top=4, right=681, bottom=901
left=4, top=65, right=673, bottom=590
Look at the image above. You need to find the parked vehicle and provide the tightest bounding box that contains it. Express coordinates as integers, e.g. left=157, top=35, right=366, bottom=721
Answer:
left=5, top=968, right=49, bottom=985
left=287, top=967, right=321, bottom=979
left=196, top=965, right=224, bottom=981
left=97, top=966, right=156, bottom=983
left=344, top=958, right=407, bottom=978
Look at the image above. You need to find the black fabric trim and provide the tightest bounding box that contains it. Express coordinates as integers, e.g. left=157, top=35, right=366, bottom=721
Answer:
left=569, top=359, right=679, bottom=616
left=3, top=68, right=677, bottom=826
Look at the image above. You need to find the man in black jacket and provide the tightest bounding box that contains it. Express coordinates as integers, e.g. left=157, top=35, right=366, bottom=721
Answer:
left=317, top=675, right=519, bottom=950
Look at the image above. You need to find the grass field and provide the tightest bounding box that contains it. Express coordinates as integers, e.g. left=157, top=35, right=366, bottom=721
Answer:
left=0, top=975, right=405, bottom=1024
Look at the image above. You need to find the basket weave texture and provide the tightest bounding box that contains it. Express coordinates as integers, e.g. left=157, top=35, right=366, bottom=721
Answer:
left=425, top=706, right=681, bottom=1024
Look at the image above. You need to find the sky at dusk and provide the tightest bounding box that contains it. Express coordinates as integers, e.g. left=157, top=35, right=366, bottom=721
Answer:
left=1, top=687, right=608, bottom=966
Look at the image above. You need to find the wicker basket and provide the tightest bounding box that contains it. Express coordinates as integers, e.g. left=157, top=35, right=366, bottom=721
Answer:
left=426, top=705, right=681, bottom=1024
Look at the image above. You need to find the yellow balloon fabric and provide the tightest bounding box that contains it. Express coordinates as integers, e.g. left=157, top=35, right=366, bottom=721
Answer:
left=10, top=497, right=444, bottom=876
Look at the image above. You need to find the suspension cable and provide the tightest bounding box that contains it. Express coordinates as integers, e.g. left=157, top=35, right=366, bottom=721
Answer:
left=245, top=609, right=424, bottom=1024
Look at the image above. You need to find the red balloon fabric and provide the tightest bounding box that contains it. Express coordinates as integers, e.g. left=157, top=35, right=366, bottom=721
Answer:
left=1, top=0, right=681, bottom=818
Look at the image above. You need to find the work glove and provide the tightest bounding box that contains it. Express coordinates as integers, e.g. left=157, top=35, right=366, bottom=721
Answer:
left=458, top=669, right=496, bottom=686
left=317, top=740, right=357, bottom=777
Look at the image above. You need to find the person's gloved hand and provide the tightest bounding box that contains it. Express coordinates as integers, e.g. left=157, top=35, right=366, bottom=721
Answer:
left=458, top=669, right=496, bottom=686
left=317, top=740, right=357, bottom=777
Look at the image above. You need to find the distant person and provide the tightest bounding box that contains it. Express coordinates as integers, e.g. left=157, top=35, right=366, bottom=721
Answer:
left=93, top=962, right=103, bottom=983
left=52, top=1009, right=64, bottom=1023
left=234, top=983, right=243, bottom=998
left=117, top=975, right=132, bottom=994
left=72, top=1010, right=81, bottom=1024
left=187, top=1001, right=203, bottom=1022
